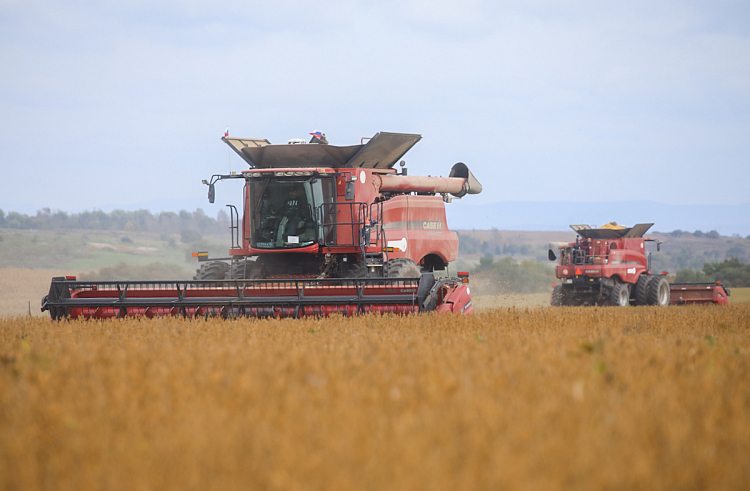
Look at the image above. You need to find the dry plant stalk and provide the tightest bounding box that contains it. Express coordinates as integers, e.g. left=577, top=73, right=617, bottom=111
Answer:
left=1, top=306, right=749, bottom=490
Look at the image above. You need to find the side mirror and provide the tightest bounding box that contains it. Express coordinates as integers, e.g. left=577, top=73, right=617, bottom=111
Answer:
left=657, top=242, right=661, bottom=252
left=345, top=181, right=355, bottom=201
left=208, top=183, right=215, bottom=204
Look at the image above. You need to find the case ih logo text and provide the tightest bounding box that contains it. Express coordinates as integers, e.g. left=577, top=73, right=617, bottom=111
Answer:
left=585, top=270, right=600, bottom=274
left=422, top=221, right=443, bottom=230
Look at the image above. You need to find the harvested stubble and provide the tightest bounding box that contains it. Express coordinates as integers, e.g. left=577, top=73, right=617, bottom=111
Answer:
left=1, top=306, right=749, bottom=491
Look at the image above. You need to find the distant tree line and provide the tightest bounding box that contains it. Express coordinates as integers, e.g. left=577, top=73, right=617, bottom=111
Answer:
left=0, top=208, right=229, bottom=235
left=675, top=258, right=750, bottom=287
left=669, top=229, right=728, bottom=239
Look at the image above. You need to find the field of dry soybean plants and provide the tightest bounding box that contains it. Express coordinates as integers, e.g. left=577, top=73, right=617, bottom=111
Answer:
left=2, top=305, right=750, bottom=490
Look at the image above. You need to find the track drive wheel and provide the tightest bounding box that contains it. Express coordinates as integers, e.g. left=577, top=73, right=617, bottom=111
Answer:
left=609, top=282, right=631, bottom=307
left=193, top=261, right=230, bottom=280
left=634, top=274, right=651, bottom=306
left=647, top=276, right=670, bottom=306
left=386, top=258, right=421, bottom=278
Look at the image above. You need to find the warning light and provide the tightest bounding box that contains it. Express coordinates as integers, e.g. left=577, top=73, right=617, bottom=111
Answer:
left=458, top=272, right=469, bottom=284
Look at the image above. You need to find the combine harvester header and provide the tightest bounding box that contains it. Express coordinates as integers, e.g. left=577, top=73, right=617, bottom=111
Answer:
left=42, top=130, right=480, bottom=320
left=41, top=274, right=472, bottom=320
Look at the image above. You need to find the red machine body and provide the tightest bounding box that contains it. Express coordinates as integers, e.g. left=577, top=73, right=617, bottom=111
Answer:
left=548, top=223, right=730, bottom=307
left=197, top=132, right=482, bottom=281
left=548, top=223, right=662, bottom=306
left=226, top=167, right=462, bottom=272
left=42, top=131, right=481, bottom=320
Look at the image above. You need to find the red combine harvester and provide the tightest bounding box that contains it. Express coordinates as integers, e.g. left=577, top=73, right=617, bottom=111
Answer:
left=42, top=131, right=482, bottom=320
left=547, top=223, right=731, bottom=307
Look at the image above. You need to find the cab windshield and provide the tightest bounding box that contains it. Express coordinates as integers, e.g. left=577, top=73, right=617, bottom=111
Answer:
left=248, top=177, right=334, bottom=249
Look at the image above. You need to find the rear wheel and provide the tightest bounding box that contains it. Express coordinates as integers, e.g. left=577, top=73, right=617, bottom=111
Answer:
left=634, top=274, right=651, bottom=306
left=647, top=276, right=670, bottom=306
left=609, top=282, right=630, bottom=307
left=193, top=261, right=229, bottom=280
left=551, top=285, right=565, bottom=306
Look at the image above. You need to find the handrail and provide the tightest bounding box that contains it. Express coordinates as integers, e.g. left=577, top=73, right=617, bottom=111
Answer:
left=226, top=204, right=240, bottom=249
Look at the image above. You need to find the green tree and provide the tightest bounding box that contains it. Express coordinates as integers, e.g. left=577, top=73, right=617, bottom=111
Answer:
left=675, top=268, right=710, bottom=283
left=702, top=258, right=750, bottom=287
left=477, top=256, right=494, bottom=271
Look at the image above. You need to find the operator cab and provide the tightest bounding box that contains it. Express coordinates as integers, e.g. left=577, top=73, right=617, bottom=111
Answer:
left=246, top=173, right=335, bottom=249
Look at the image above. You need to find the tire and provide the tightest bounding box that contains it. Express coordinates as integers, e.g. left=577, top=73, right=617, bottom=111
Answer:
left=647, top=276, right=670, bottom=306
left=634, top=274, right=651, bottom=306
left=343, top=261, right=367, bottom=278
left=551, top=285, right=564, bottom=306
left=609, top=282, right=630, bottom=307
left=386, top=258, right=422, bottom=278
left=193, top=261, right=229, bottom=280
left=230, top=259, right=259, bottom=279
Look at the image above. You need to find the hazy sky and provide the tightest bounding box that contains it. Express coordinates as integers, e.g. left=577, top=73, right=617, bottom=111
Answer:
left=1, top=0, right=749, bottom=217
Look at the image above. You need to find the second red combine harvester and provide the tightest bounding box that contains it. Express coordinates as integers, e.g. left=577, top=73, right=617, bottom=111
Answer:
left=42, top=131, right=482, bottom=320
left=547, top=223, right=730, bottom=307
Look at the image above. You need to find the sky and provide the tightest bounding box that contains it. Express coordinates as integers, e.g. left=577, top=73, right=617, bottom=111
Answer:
left=1, top=1, right=749, bottom=223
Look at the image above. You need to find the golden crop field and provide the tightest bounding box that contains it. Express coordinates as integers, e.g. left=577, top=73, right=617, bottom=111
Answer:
left=2, top=305, right=749, bottom=491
